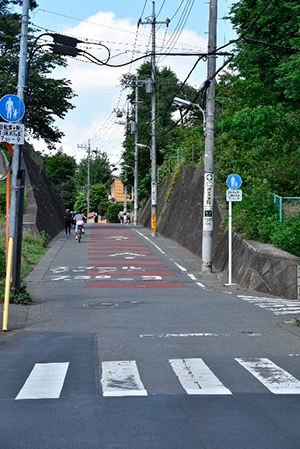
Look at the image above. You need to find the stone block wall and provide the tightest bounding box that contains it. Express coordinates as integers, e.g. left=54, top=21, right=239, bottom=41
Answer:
left=138, top=165, right=300, bottom=299
left=22, top=144, right=65, bottom=239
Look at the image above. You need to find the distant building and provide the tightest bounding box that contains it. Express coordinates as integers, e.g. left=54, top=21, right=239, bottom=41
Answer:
left=108, top=178, right=131, bottom=205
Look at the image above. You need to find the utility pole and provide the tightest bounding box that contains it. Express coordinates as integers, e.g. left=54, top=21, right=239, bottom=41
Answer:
left=3, top=0, right=29, bottom=330
left=133, top=73, right=139, bottom=226
left=87, top=139, right=91, bottom=215
left=11, top=0, right=29, bottom=292
left=201, top=0, right=217, bottom=273
left=77, top=140, right=91, bottom=215
left=139, top=1, right=169, bottom=237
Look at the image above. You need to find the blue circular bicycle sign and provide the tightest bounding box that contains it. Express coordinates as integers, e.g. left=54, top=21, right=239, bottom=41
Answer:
left=226, top=174, right=242, bottom=190
left=0, top=94, right=25, bottom=122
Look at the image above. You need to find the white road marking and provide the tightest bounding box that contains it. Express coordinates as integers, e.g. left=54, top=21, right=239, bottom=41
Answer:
left=140, top=333, right=221, bottom=338
left=169, top=358, right=231, bottom=395
left=196, top=282, right=206, bottom=289
left=135, top=230, right=166, bottom=254
left=117, top=278, right=134, bottom=281
left=237, top=296, right=300, bottom=315
left=141, top=276, right=162, bottom=280
left=109, top=252, right=146, bottom=258
left=174, top=262, right=187, bottom=272
left=51, top=276, right=71, bottom=281
left=139, top=332, right=260, bottom=338
left=15, top=363, right=69, bottom=400
left=236, top=358, right=300, bottom=394
left=188, top=274, right=197, bottom=281
left=50, top=266, right=69, bottom=273
left=101, top=361, right=147, bottom=397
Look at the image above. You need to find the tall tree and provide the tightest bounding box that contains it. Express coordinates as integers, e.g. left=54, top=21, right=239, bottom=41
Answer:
left=75, top=149, right=112, bottom=187
left=215, top=0, right=300, bottom=195
left=0, top=0, right=76, bottom=147
left=41, top=149, right=77, bottom=209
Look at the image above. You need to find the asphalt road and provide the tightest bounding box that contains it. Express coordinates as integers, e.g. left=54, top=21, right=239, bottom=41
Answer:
left=1, top=223, right=300, bottom=449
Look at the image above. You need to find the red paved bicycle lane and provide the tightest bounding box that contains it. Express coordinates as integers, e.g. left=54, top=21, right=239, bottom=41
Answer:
left=86, top=225, right=185, bottom=289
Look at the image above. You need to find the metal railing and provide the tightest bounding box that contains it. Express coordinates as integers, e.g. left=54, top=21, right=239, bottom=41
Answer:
left=270, top=193, right=300, bottom=222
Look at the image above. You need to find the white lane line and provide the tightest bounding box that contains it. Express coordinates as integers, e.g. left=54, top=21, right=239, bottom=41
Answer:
left=15, top=363, right=69, bottom=400
left=169, top=358, right=231, bottom=395
left=236, top=358, right=300, bottom=394
left=135, top=230, right=166, bottom=254
left=101, top=361, right=147, bottom=397
left=173, top=262, right=187, bottom=272
left=196, top=282, right=206, bottom=289
left=188, top=273, right=197, bottom=281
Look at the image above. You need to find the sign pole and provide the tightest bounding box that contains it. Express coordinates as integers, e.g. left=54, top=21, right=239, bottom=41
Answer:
left=225, top=174, right=243, bottom=287
left=228, top=200, right=232, bottom=285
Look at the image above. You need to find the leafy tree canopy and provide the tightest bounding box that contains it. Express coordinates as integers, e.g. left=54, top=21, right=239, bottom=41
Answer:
left=0, top=0, right=76, bottom=147
left=75, top=149, right=112, bottom=187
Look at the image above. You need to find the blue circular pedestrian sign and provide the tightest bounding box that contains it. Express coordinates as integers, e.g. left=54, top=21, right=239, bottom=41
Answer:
left=0, top=94, right=25, bottom=123
left=226, top=174, right=242, bottom=190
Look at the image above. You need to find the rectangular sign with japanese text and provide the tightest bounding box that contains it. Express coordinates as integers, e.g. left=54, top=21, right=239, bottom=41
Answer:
left=226, top=189, right=242, bottom=202
left=0, top=122, right=25, bottom=144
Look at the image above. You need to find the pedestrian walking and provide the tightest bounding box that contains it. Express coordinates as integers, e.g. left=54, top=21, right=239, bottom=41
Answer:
left=64, top=209, right=72, bottom=234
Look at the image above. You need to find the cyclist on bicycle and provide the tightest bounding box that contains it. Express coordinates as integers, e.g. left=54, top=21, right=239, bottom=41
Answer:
left=74, top=212, right=86, bottom=240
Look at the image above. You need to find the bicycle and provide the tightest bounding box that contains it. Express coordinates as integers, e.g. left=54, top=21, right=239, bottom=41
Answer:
left=77, top=224, right=83, bottom=243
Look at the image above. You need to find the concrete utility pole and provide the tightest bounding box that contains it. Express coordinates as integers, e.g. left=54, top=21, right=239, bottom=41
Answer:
left=202, top=0, right=217, bottom=273
left=139, top=1, right=169, bottom=237
left=3, top=0, right=29, bottom=330
left=133, top=73, right=139, bottom=226
left=77, top=140, right=91, bottom=215
left=11, top=0, right=29, bottom=292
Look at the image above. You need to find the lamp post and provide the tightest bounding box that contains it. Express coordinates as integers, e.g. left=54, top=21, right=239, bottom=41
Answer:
left=123, top=164, right=135, bottom=224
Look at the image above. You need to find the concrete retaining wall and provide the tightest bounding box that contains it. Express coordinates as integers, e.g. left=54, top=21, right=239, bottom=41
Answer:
left=22, top=144, right=65, bottom=239
left=138, top=165, right=300, bottom=299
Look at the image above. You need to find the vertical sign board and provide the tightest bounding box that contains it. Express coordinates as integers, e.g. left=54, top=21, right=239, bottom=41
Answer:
left=151, top=181, right=157, bottom=206
left=203, top=173, right=214, bottom=231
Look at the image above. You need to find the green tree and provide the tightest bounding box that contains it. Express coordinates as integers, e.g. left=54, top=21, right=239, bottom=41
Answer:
left=213, top=0, right=300, bottom=245
left=0, top=0, right=76, bottom=147
left=74, top=183, right=109, bottom=216
left=41, top=149, right=77, bottom=209
left=75, top=150, right=112, bottom=187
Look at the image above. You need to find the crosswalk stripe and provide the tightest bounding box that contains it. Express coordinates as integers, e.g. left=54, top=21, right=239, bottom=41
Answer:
left=235, top=358, right=300, bottom=394
left=238, top=295, right=300, bottom=315
left=15, top=363, right=69, bottom=400
left=169, top=358, right=232, bottom=395
left=101, top=361, right=148, bottom=397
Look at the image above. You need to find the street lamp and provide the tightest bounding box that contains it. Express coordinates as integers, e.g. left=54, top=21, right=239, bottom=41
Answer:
left=123, top=164, right=135, bottom=223
left=173, top=97, right=206, bottom=132
left=173, top=96, right=212, bottom=273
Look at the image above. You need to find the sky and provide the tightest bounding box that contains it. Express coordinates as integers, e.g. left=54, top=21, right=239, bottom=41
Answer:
left=22, top=0, right=237, bottom=167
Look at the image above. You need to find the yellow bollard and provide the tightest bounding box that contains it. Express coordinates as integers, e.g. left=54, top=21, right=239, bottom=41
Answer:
left=3, top=237, right=14, bottom=331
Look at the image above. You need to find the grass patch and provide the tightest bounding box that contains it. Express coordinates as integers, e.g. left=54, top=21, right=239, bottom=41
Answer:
left=0, top=232, right=48, bottom=303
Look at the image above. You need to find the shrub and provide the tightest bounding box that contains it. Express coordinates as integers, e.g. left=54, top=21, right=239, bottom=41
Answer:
left=231, top=177, right=276, bottom=240
left=270, top=214, right=300, bottom=256
left=106, top=203, right=124, bottom=222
